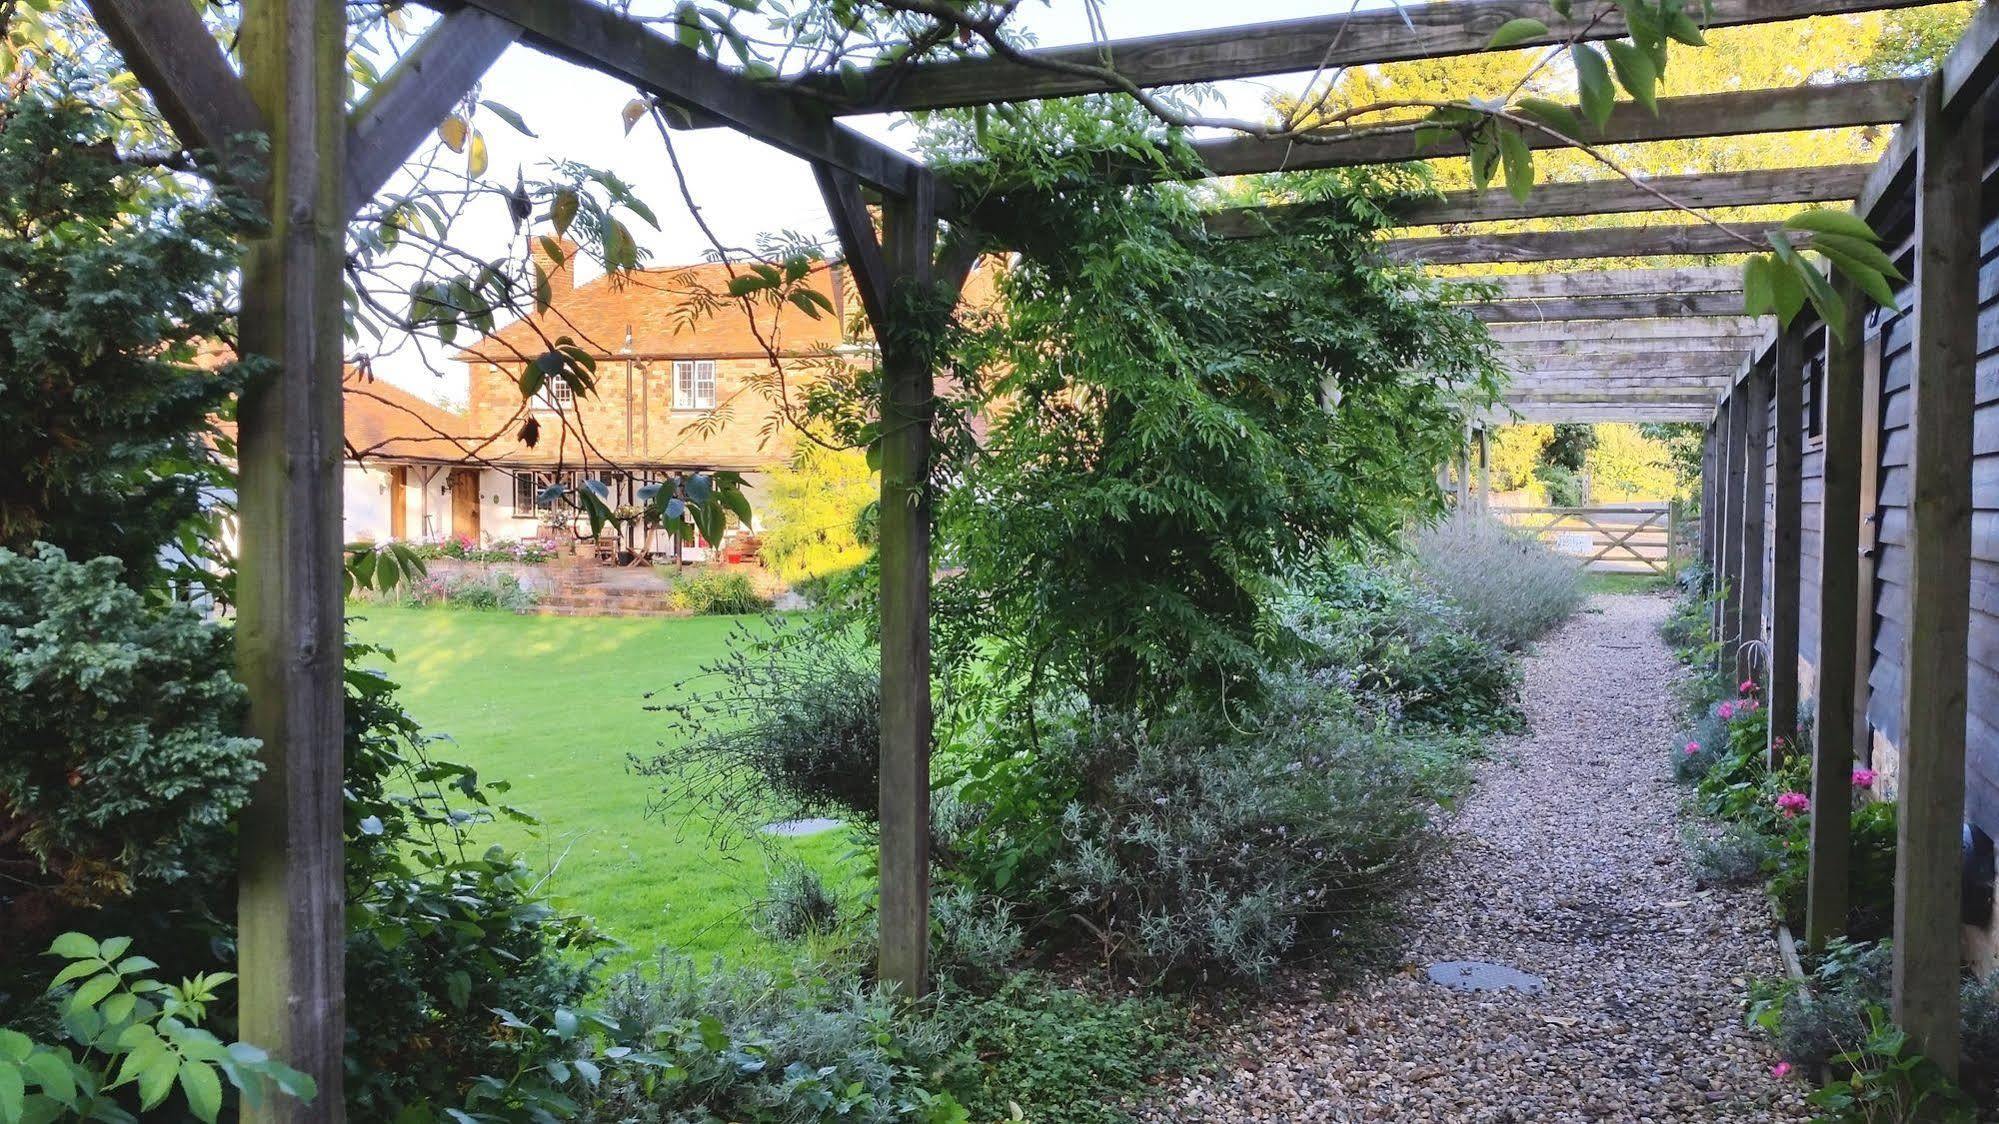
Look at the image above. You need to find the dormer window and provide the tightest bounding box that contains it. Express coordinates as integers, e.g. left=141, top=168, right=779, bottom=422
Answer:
left=673, top=360, right=716, bottom=411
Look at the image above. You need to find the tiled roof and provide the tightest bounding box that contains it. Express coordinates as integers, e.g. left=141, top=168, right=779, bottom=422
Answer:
left=341, top=369, right=479, bottom=463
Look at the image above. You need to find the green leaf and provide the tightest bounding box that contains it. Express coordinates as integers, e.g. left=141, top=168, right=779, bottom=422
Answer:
left=1809, top=231, right=1905, bottom=281
left=1486, top=17, right=1549, bottom=49
left=1573, top=45, right=1615, bottom=128
left=1742, top=255, right=1775, bottom=317
left=179, top=1061, right=221, bottom=1123
left=96, top=938, right=131, bottom=963
left=1514, top=96, right=1583, bottom=137
left=550, top=191, right=579, bottom=238
left=446, top=971, right=472, bottom=1011
left=47, top=934, right=97, bottom=961
left=1782, top=207, right=1883, bottom=243
left=1498, top=128, right=1534, bottom=203
left=1468, top=133, right=1500, bottom=191
left=1812, top=244, right=1902, bottom=311
left=23, top=1053, right=76, bottom=1108
left=68, top=973, right=118, bottom=1013
left=1666, top=9, right=1708, bottom=45
left=481, top=99, right=537, bottom=138
left=0, top=1033, right=28, bottom=1065
left=0, top=1065, right=20, bottom=1123
left=1606, top=40, right=1658, bottom=113
left=135, top=1047, right=176, bottom=1109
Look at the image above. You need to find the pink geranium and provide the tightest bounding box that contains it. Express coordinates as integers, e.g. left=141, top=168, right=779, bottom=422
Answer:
left=1852, top=768, right=1877, bottom=789
left=1741, top=679, right=1759, bottom=694
left=1771, top=1062, right=1793, bottom=1079
left=1718, top=702, right=1735, bottom=719
left=1775, top=792, right=1811, bottom=818
left=1684, top=741, right=1701, bottom=756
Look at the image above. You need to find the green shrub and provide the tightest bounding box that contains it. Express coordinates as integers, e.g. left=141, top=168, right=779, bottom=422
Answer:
left=1287, top=557, right=1521, bottom=733
left=933, top=974, right=1184, bottom=1124
left=1406, top=512, right=1583, bottom=649
left=1683, top=820, right=1781, bottom=887
left=1534, top=463, right=1586, bottom=507
left=0, top=546, right=260, bottom=917
left=0, top=933, right=315, bottom=1122
left=590, top=956, right=960, bottom=1124
left=759, top=444, right=876, bottom=585
left=640, top=615, right=880, bottom=827
left=662, top=567, right=772, bottom=615
left=754, top=864, right=842, bottom=943
left=962, top=691, right=1469, bottom=984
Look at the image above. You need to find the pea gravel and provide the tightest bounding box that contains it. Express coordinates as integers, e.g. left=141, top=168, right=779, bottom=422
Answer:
left=1137, top=593, right=1811, bottom=1123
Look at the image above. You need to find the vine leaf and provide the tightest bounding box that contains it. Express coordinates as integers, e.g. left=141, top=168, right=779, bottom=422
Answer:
left=1606, top=40, right=1659, bottom=113
left=1573, top=45, right=1616, bottom=128
left=1487, top=18, right=1550, bottom=49
left=1499, top=128, right=1535, bottom=202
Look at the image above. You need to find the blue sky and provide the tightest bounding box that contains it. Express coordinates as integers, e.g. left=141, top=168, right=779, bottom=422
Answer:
left=369, top=1, right=1358, bottom=401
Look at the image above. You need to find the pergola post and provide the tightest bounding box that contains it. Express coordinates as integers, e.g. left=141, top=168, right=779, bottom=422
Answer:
left=1806, top=282, right=1866, bottom=948
left=1736, top=366, right=1771, bottom=680
left=1892, top=74, right=1978, bottom=1075
left=814, top=165, right=978, bottom=999
left=233, top=0, right=349, bottom=1116
left=1455, top=431, right=1472, bottom=509
left=1769, top=326, right=1806, bottom=759
left=1475, top=425, right=1491, bottom=511
left=1719, top=386, right=1750, bottom=661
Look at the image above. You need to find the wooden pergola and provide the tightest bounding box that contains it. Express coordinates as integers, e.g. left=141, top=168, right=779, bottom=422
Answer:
left=80, top=0, right=1999, bottom=1114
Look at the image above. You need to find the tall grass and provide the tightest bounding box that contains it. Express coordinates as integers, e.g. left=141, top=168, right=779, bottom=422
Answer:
left=1407, top=511, right=1584, bottom=649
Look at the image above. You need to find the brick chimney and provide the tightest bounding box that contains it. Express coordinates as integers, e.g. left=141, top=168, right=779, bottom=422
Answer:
left=531, top=236, right=578, bottom=297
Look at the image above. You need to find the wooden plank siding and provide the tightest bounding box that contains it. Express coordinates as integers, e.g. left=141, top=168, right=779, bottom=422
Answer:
left=1835, top=187, right=1999, bottom=842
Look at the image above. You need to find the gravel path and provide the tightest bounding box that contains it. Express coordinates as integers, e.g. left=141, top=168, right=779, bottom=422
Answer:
left=1142, top=593, right=1810, bottom=1123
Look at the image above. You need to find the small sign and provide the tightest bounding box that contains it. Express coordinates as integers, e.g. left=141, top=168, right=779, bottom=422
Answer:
left=1555, top=531, right=1594, bottom=555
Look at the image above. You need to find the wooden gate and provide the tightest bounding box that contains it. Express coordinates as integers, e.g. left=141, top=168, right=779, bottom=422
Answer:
left=1495, top=502, right=1683, bottom=575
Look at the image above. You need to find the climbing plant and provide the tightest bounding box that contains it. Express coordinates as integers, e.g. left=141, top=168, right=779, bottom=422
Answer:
left=915, top=103, right=1502, bottom=712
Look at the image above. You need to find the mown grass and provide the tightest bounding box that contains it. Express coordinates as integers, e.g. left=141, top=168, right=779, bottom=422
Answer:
left=1581, top=570, right=1672, bottom=596
left=347, top=604, right=862, bottom=967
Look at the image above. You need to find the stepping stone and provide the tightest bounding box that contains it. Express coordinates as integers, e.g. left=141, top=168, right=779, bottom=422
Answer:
left=1426, top=960, right=1546, bottom=994
left=760, top=817, right=843, bottom=837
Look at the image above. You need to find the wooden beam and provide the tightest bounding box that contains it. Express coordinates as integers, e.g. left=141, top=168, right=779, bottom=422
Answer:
left=345, top=7, right=520, bottom=214
left=1941, top=0, right=1999, bottom=115
left=1490, top=317, right=1769, bottom=343
left=1505, top=388, right=1719, bottom=403
left=1191, top=79, right=1919, bottom=177
left=1768, top=325, right=1807, bottom=764
left=1502, top=349, right=1751, bottom=372
left=1210, top=165, right=1870, bottom=236
left=788, top=0, right=1937, bottom=115
left=435, top=0, right=954, bottom=211
left=1462, top=267, right=1744, bottom=300
left=233, top=0, right=347, bottom=1116
left=1469, top=291, right=1748, bottom=322
left=84, top=0, right=265, bottom=157
left=1806, top=282, right=1864, bottom=950
left=1892, top=75, right=1976, bottom=1078
left=1388, top=223, right=1779, bottom=265
left=1494, top=403, right=1716, bottom=422
left=1507, top=377, right=1736, bottom=395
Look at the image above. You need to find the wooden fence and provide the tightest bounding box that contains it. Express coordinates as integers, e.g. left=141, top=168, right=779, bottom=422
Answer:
left=1494, top=502, right=1685, bottom=575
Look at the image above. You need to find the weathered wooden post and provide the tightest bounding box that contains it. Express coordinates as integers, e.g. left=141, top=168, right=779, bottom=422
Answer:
left=1806, top=282, right=1866, bottom=949
left=1475, top=424, right=1491, bottom=512
left=1719, top=386, right=1749, bottom=661
left=1892, top=74, right=1978, bottom=1076
left=234, top=0, right=349, bottom=1115
left=815, top=166, right=978, bottom=999
left=1768, top=326, right=1806, bottom=760
left=1736, top=366, right=1771, bottom=681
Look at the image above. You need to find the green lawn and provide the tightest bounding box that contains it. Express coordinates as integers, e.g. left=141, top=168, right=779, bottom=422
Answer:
left=347, top=604, right=859, bottom=967
left=1580, top=570, right=1673, bottom=596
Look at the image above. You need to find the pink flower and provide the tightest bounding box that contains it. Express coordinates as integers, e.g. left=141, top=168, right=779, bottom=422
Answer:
left=1684, top=741, right=1701, bottom=755
left=1775, top=792, right=1811, bottom=818
left=1741, top=679, right=1759, bottom=694
left=1852, top=768, right=1877, bottom=789
left=1718, top=702, right=1735, bottom=719
left=1740, top=698, right=1760, bottom=712
left=1771, top=1062, right=1793, bottom=1080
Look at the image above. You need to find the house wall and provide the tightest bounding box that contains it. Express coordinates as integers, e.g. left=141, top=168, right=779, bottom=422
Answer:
left=465, top=356, right=803, bottom=471
left=344, top=462, right=459, bottom=543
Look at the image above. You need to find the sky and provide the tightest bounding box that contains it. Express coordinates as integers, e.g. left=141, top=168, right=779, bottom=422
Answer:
left=367, top=0, right=1359, bottom=404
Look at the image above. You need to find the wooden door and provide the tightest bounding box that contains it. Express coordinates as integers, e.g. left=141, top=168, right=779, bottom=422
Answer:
left=387, top=465, right=408, bottom=540
left=450, top=468, right=480, bottom=542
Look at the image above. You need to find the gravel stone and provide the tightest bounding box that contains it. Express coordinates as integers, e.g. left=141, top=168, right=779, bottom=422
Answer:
left=1136, top=593, right=1809, bottom=1123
